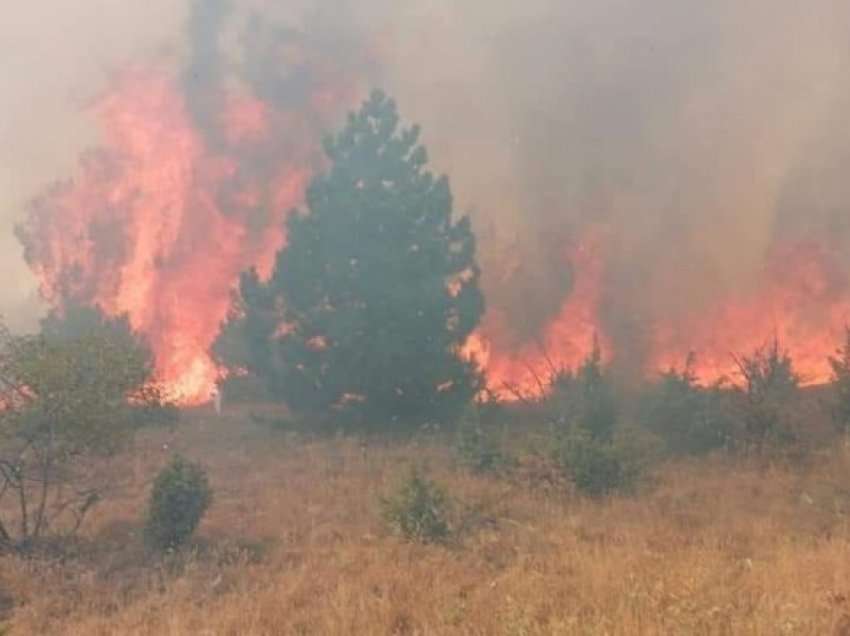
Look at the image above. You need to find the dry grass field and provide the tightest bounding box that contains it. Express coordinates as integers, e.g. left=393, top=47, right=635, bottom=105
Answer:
left=4, top=404, right=850, bottom=635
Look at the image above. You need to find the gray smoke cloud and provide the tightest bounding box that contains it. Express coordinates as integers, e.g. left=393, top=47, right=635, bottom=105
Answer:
left=4, top=0, right=850, bottom=366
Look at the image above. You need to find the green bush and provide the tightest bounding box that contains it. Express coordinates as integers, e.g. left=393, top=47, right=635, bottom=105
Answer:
left=455, top=405, right=510, bottom=474
left=733, top=339, right=801, bottom=452
left=0, top=310, right=172, bottom=550
left=556, top=428, right=645, bottom=497
left=537, top=341, right=650, bottom=497
left=145, top=455, right=212, bottom=551
left=639, top=359, right=733, bottom=456
left=545, top=339, right=618, bottom=442
left=381, top=469, right=451, bottom=543
left=829, top=327, right=850, bottom=435
left=575, top=343, right=618, bottom=441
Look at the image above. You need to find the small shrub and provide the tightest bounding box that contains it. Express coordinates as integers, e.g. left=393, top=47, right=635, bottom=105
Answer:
left=455, top=405, right=510, bottom=473
left=545, top=338, right=618, bottom=442
left=829, top=327, right=850, bottom=435
left=733, top=339, right=801, bottom=452
left=639, top=357, right=733, bottom=456
left=381, top=469, right=451, bottom=543
left=145, top=455, right=212, bottom=551
left=538, top=340, right=648, bottom=497
left=557, top=429, right=624, bottom=497
left=574, top=340, right=618, bottom=441
left=556, top=427, right=648, bottom=497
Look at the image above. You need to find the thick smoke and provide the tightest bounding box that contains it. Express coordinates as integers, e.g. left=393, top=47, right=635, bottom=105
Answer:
left=182, top=0, right=230, bottom=145
left=177, top=0, right=379, bottom=252
left=6, top=0, right=850, bottom=375
left=371, top=0, right=850, bottom=371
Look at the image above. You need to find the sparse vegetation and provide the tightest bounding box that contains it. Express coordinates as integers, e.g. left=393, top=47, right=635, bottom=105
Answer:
left=144, top=455, right=212, bottom=552
left=1, top=407, right=850, bottom=634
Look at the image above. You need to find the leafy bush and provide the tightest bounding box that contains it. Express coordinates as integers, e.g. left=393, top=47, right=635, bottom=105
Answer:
left=145, top=455, right=212, bottom=551
left=0, top=308, right=171, bottom=551
left=381, top=469, right=451, bottom=543
left=639, top=357, right=733, bottom=456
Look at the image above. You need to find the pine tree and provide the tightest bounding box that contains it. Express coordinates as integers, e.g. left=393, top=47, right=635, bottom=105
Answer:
left=227, top=90, right=484, bottom=424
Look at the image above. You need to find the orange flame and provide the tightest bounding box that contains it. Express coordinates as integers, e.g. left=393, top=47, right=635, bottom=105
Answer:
left=21, top=71, right=850, bottom=404
left=467, top=234, right=850, bottom=398
left=21, top=69, right=329, bottom=404
left=465, top=234, right=611, bottom=399
left=650, top=242, right=850, bottom=385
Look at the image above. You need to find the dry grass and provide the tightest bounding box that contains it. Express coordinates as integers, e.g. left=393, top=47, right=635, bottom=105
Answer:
left=4, top=406, right=850, bottom=635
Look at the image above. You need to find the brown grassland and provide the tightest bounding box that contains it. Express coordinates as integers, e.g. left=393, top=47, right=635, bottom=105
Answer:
left=4, top=404, right=850, bottom=635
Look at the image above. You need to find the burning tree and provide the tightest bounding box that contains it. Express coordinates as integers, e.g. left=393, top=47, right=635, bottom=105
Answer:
left=225, top=90, right=484, bottom=424
left=0, top=310, right=172, bottom=551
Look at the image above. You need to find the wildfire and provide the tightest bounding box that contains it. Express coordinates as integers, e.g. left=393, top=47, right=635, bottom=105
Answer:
left=465, top=234, right=612, bottom=399
left=19, top=69, right=334, bottom=404
left=16, top=61, right=850, bottom=405
left=468, top=233, right=850, bottom=399
left=650, top=241, right=850, bottom=385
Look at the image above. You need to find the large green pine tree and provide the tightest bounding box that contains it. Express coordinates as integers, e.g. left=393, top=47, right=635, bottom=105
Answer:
left=229, top=90, right=484, bottom=423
